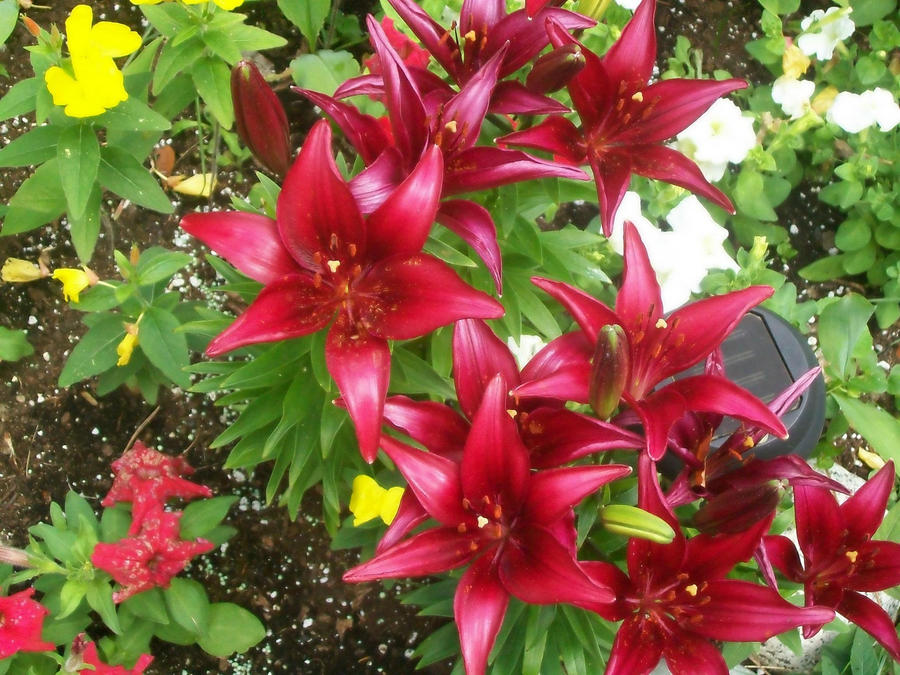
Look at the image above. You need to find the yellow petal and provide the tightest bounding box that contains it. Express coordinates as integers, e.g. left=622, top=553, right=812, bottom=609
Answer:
left=52, top=268, right=91, bottom=303
left=116, top=332, right=139, bottom=366
left=349, top=475, right=387, bottom=527
left=214, top=0, right=245, bottom=9
left=90, top=21, right=142, bottom=58
left=379, top=487, right=405, bottom=525
left=2, top=258, right=44, bottom=283
left=782, top=44, right=811, bottom=80
left=65, top=5, right=94, bottom=56
left=171, top=173, right=217, bottom=197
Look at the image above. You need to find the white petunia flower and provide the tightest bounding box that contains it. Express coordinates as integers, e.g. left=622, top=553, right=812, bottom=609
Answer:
left=772, top=76, right=815, bottom=119
left=506, top=335, right=546, bottom=369
left=797, top=7, right=854, bottom=61
left=666, top=196, right=740, bottom=278
left=827, top=88, right=900, bottom=133
left=673, top=99, right=756, bottom=181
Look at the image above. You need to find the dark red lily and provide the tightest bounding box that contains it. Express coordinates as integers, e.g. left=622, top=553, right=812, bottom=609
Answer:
left=181, top=120, right=503, bottom=462
left=582, top=456, right=835, bottom=675
left=380, top=0, right=593, bottom=114
left=298, top=16, right=589, bottom=293
left=533, top=221, right=786, bottom=460
left=499, top=0, right=746, bottom=235
left=765, top=462, right=900, bottom=661
left=345, top=375, right=631, bottom=675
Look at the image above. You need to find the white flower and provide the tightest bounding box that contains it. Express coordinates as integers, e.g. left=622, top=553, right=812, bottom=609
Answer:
left=615, top=0, right=642, bottom=9
left=609, top=194, right=738, bottom=311
left=673, top=99, right=756, bottom=181
left=506, top=334, right=546, bottom=369
left=772, top=76, right=815, bottom=119
left=827, top=88, right=900, bottom=133
left=862, top=88, right=900, bottom=132
left=797, top=7, right=854, bottom=61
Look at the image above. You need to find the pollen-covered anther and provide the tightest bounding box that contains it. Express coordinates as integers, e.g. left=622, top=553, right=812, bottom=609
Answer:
left=684, top=584, right=698, bottom=597
left=476, top=515, right=489, bottom=529
left=506, top=409, right=517, bottom=418
left=743, top=437, right=755, bottom=449
left=464, top=29, right=477, bottom=41
left=632, top=91, right=644, bottom=103
left=845, top=550, right=858, bottom=563
left=655, top=318, right=668, bottom=329
left=492, top=504, right=502, bottom=520
left=444, top=120, right=458, bottom=133
left=457, top=522, right=468, bottom=533
left=326, top=260, right=341, bottom=273
left=348, top=243, right=357, bottom=257
left=462, top=498, right=472, bottom=510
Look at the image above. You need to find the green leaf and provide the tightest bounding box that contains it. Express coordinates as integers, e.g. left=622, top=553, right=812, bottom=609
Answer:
left=1, top=158, right=67, bottom=236
left=197, top=603, right=265, bottom=657
left=153, top=35, right=205, bottom=95
left=164, top=578, right=210, bottom=636
left=138, top=306, right=191, bottom=389
left=140, top=2, right=190, bottom=37
left=95, top=97, right=172, bottom=132
left=290, top=50, right=359, bottom=95
left=69, top=185, right=102, bottom=262
left=98, top=146, right=174, bottom=213
left=57, top=124, right=101, bottom=219
left=798, top=254, right=847, bottom=282
left=279, top=0, right=330, bottom=47
left=191, top=57, right=234, bottom=129
left=0, top=125, right=61, bottom=168
left=135, top=247, right=193, bottom=286
left=833, top=394, right=900, bottom=465
left=201, top=28, right=243, bottom=65
left=734, top=169, right=777, bottom=221
left=0, top=327, right=33, bottom=362
left=0, top=0, right=17, bottom=44
left=0, top=77, right=39, bottom=121
left=851, top=0, right=896, bottom=26
left=228, top=24, right=288, bottom=53
left=179, top=496, right=238, bottom=541
left=819, top=181, right=863, bottom=210
left=818, top=294, right=874, bottom=380
left=835, top=219, right=871, bottom=252
left=86, top=580, right=121, bottom=634
left=58, top=314, right=125, bottom=387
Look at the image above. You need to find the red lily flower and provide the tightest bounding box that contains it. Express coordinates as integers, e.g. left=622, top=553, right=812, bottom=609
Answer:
left=91, top=510, right=215, bottom=603
left=583, top=456, right=835, bottom=675
left=345, top=375, right=630, bottom=675
left=499, top=0, right=746, bottom=235
left=380, top=0, right=593, bottom=114
left=101, top=441, right=212, bottom=535
left=533, top=221, right=786, bottom=460
left=0, top=588, right=54, bottom=659
left=362, top=17, right=430, bottom=75
left=298, top=17, right=589, bottom=293
left=765, top=462, right=900, bottom=661
left=181, top=120, right=503, bottom=462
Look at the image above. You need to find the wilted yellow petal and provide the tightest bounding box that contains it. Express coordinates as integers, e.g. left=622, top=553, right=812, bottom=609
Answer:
left=782, top=44, right=811, bottom=80
left=2, top=258, right=44, bottom=283
left=52, top=268, right=91, bottom=303
left=349, top=475, right=403, bottom=526
left=171, top=173, right=217, bottom=197
left=858, top=448, right=886, bottom=471
left=812, top=85, right=839, bottom=115
left=116, top=331, right=139, bottom=366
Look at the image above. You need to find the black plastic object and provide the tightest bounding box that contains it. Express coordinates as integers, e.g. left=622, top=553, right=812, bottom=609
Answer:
left=672, top=306, right=826, bottom=461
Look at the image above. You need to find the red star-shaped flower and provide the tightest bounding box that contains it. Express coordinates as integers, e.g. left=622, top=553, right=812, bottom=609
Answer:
left=0, top=588, right=54, bottom=659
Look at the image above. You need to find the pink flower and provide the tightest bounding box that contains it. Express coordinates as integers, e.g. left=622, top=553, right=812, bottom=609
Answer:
left=0, top=588, right=54, bottom=659
left=71, top=636, right=153, bottom=674
left=182, top=119, right=503, bottom=462
left=765, top=461, right=900, bottom=661
left=91, top=511, right=214, bottom=603
left=101, top=441, right=212, bottom=535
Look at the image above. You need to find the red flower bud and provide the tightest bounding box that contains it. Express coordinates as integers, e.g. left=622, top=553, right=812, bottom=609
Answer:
left=526, top=44, right=585, bottom=94
left=589, top=324, right=629, bottom=420
left=231, top=60, right=291, bottom=178
left=693, top=483, right=780, bottom=535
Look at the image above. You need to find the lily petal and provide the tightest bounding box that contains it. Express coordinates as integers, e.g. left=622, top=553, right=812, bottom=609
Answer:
left=440, top=46, right=507, bottom=155
left=793, top=483, right=843, bottom=563
left=606, top=615, right=665, bottom=675
left=387, top=0, right=460, bottom=80
left=349, top=148, right=406, bottom=215
left=180, top=211, right=297, bottom=285
left=383, top=396, right=469, bottom=458
left=531, top=277, right=618, bottom=342
left=630, top=144, right=735, bottom=213
left=437, top=200, right=503, bottom=295
left=841, top=461, right=895, bottom=542
left=520, top=331, right=593, bottom=387
left=592, top=153, right=635, bottom=238
left=454, top=553, right=509, bottom=675
left=278, top=120, right=365, bottom=270
left=837, top=591, right=900, bottom=661
left=602, top=0, right=656, bottom=92
left=343, top=527, right=478, bottom=581
left=206, top=274, right=335, bottom=356
left=444, top=146, right=588, bottom=195
left=359, top=253, right=503, bottom=341
left=523, top=408, right=643, bottom=469
left=490, top=81, right=571, bottom=116
left=498, top=116, right=586, bottom=162
left=295, top=89, right=391, bottom=164
left=618, top=220, right=664, bottom=330
left=763, top=534, right=805, bottom=582
left=325, top=315, right=391, bottom=463
left=376, top=490, right=429, bottom=554
left=851, top=540, right=900, bottom=592
left=453, top=319, right=521, bottom=420
left=663, top=629, right=730, bottom=675
left=523, top=465, right=631, bottom=525
left=378, top=435, right=467, bottom=527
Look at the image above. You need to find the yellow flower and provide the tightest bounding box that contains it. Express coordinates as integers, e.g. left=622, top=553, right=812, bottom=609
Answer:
left=181, top=0, right=245, bottom=9
left=782, top=43, right=811, bottom=80
left=44, top=5, right=141, bottom=118
left=52, top=267, right=96, bottom=303
left=2, top=258, right=45, bottom=283
left=349, top=475, right=404, bottom=527
left=116, top=327, right=139, bottom=366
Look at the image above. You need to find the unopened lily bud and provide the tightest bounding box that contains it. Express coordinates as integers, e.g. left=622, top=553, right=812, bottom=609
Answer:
left=601, top=504, right=675, bottom=544
left=857, top=448, right=885, bottom=471
left=526, top=44, right=586, bottom=94
left=693, top=483, right=780, bottom=535
left=231, top=60, right=291, bottom=178
left=589, top=324, right=629, bottom=419
left=576, top=0, right=612, bottom=21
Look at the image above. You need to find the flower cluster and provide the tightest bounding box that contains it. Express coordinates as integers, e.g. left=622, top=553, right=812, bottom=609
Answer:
left=44, top=5, right=141, bottom=118
left=91, top=442, right=214, bottom=602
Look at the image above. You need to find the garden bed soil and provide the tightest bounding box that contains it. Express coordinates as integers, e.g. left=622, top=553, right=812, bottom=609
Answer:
left=0, top=0, right=893, bottom=673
